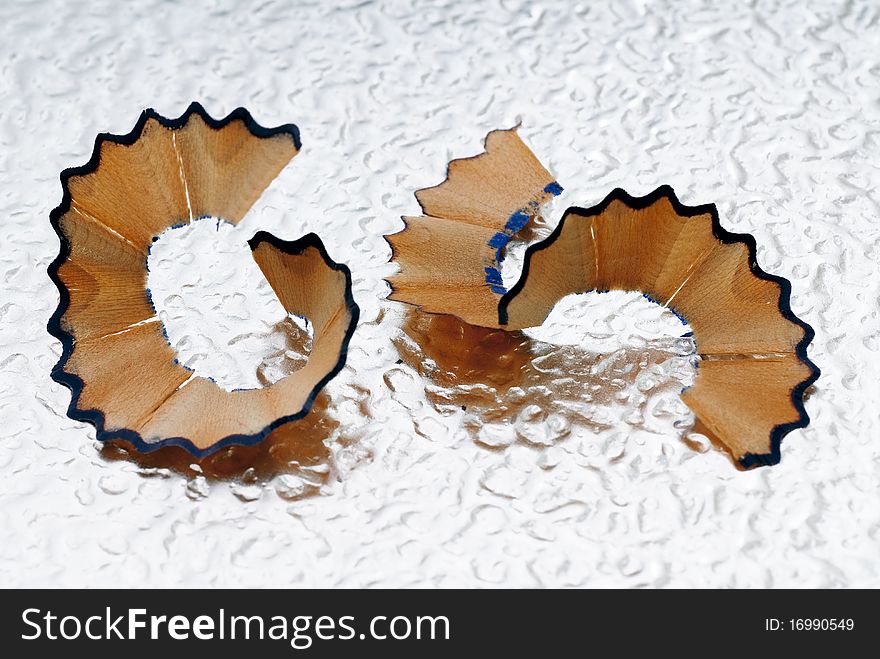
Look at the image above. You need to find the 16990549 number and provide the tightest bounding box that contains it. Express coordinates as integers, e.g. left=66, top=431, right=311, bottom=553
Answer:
left=765, top=618, right=854, bottom=631
left=792, top=619, right=854, bottom=631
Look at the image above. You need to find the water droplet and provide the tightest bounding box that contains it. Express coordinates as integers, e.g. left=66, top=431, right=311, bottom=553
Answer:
left=231, top=483, right=263, bottom=502
left=537, top=446, right=564, bottom=470
left=476, top=423, right=515, bottom=448
left=98, top=474, right=129, bottom=495
left=274, top=474, right=319, bottom=501
left=480, top=466, right=527, bottom=499
left=74, top=482, right=94, bottom=506
left=99, top=535, right=128, bottom=556
left=515, top=407, right=570, bottom=446
left=186, top=476, right=210, bottom=500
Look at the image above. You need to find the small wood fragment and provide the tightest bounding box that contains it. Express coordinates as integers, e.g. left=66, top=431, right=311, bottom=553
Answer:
left=386, top=126, right=562, bottom=327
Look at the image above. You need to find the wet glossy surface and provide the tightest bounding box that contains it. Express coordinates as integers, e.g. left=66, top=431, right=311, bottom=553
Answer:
left=0, top=0, right=877, bottom=587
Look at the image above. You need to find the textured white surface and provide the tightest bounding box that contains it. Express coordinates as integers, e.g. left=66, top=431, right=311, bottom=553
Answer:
left=0, top=0, right=878, bottom=588
left=147, top=218, right=314, bottom=391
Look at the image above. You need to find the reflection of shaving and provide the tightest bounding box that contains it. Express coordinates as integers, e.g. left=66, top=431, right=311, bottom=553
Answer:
left=101, top=393, right=337, bottom=498
left=255, top=317, right=314, bottom=387
left=394, top=307, right=701, bottom=457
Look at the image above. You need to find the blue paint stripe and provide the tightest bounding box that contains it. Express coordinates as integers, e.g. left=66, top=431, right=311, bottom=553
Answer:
left=544, top=181, right=563, bottom=196
left=488, top=232, right=509, bottom=249
left=484, top=267, right=503, bottom=285
left=504, top=210, right=530, bottom=233
left=483, top=183, right=562, bottom=293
